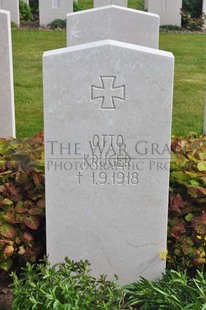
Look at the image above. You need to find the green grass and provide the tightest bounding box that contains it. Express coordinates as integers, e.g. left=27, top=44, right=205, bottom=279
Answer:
left=12, top=29, right=206, bottom=138
left=12, top=30, right=66, bottom=137
left=160, top=33, right=206, bottom=136
left=77, top=0, right=144, bottom=10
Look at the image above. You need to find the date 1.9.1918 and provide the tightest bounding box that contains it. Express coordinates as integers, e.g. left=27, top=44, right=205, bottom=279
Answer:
left=90, top=172, right=139, bottom=185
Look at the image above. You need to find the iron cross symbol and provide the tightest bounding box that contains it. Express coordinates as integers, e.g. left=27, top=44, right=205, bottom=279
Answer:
left=91, top=76, right=125, bottom=110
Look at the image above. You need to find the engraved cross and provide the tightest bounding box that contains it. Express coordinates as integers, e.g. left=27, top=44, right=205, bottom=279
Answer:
left=91, top=76, right=125, bottom=110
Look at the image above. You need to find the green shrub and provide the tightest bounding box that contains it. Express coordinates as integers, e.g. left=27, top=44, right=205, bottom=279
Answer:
left=11, top=22, right=17, bottom=29
left=47, top=19, right=66, bottom=29
left=183, top=0, right=203, bottom=18
left=160, top=25, right=182, bottom=32
left=181, top=0, right=205, bottom=31
left=168, top=134, right=206, bottom=272
left=125, top=269, right=206, bottom=309
left=11, top=257, right=131, bottom=310
left=29, top=0, right=39, bottom=14
left=73, top=1, right=83, bottom=12
left=0, top=133, right=45, bottom=273
left=11, top=261, right=206, bottom=310
left=181, top=10, right=205, bottom=31
left=19, top=0, right=32, bottom=21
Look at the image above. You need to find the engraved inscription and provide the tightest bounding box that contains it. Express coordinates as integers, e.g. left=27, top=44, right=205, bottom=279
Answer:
left=46, top=135, right=171, bottom=187
left=90, top=172, right=139, bottom=186
left=91, top=76, right=125, bottom=110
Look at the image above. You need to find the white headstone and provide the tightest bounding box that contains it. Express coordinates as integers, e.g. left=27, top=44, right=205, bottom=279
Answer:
left=203, top=0, right=206, bottom=29
left=43, top=40, right=174, bottom=284
left=0, top=10, right=16, bottom=138
left=148, top=0, right=182, bottom=27
left=39, top=0, right=73, bottom=26
left=0, top=0, right=19, bottom=26
left=94, top=0, right=127, bottom=7
left=67, top=6, right=160, bottom=49
left=203, top=0, right=206, bottom=14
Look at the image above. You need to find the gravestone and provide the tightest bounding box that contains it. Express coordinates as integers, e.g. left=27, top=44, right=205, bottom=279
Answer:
left=43, top=39, right=174, bottom=284
left=203, top=0, right=206, bottom=29
left=39, top=0, right=73, bottom=26
left=0, top=10, right=16, bottom=138
left=148, top=0, right=182, bottom=27
left=203, top=0, right=206, bottom=15
left=0, top=0, right=19, bottom=26
left=67, top=6, right=160, bottom=49
left=94, top=0, right=127, bottom=7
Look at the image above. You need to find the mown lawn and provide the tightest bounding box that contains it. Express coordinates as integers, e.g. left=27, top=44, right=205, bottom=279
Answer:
left=12, top=28, right=206, bottom=138
left=160, top=33, right=206, bottom=136
left=12, top=30, right=66, bottom=138
left=78, top=0, right=144, bottom=10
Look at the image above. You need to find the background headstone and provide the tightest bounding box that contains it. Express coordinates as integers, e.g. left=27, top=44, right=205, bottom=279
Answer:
left=203, top=0, right=206, bottom=29
left=0, top=0, right=20, bottom=26
left=94, top=0, right=127, bottom=7
left=202, top=0, right=206, bottom=13
left=203, top=0, right=206, bottom=15
left=39, top=0, right=73, bottom=26
left=148, top=0, right=182, bottom=27
left=67, top=6, right=160, bottom=49
left=44, top=40, right=174, bottom=284
left=0, top=10, right=16, bottom=138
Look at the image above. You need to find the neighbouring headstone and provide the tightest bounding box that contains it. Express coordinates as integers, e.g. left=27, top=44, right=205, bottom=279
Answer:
left=203, top=0, right=206, bottom=15
left=202, top=0, right=206, bottom=13
left=203, top=0, right=206, bottom=29
left=94, top=0, right=127, bottom=7
left=0, top=10, right=16, bottom=138
left=0, top=0, right=19, bottom=26
left=67, top=6, right=160, bottom=49
left=39, top=0, right=73, bottom=26
left=148, top=0, right=182, bottom=27
left=43, top=39, right=174, bottom=284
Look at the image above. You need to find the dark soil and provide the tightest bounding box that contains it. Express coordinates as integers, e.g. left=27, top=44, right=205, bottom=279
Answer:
left=20, top=20, right=40, bottom=29
left=0, top=275, right=13, bottom=310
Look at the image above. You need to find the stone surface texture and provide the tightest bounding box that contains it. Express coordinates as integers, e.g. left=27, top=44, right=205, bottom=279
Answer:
left=67, top=6, right=159, bottom=49
left=148, top=0, right=182, bottom=27
left=203, top=0, right=206, bottom=29
left=0, top=0, right=19, bottom=25
left=0, top=10, right=16, bottom=138
left=94, top=0, right=127, bottom=7
left=39, top=0, right=73, bottom=26
left=44, top=40, right=174, bottom=284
